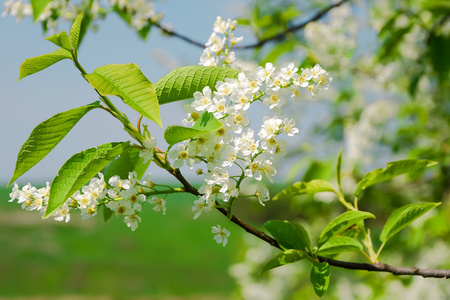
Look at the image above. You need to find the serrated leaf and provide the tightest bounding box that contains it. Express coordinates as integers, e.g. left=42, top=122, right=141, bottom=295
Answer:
left=85, top=64, right=162, bottom=127
left=354, top=159, right=438, bottom=197
left=19, top=48, right=72, bottom=80
left=380, top=202, right=441, bottom=243
left=318, top=211, right=375, bottom=247
left=261, top=249, right=307, bottom=274
left=164, top=112, right=223, bottom=145
left=272, top=180, right=335, bottom=200
left=317, top=236, right=363, bottom=256
left=70, top=12, right=84, bottom=51
left=155, top=66, right=241, bottom=105
left=31, top=0, right=51, bottom=22
left=310, top=261, right=330, bottom=297
left=264, top=220, right=312, bottom=252
left=46, top=31, right=72, bottom=51
left=8, top=102, right=101, bottom=187
left=43, top=142, right=129, bottom=218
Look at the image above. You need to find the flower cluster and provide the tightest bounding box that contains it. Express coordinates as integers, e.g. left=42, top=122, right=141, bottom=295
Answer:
left=177, top=61, right=331, bottom=224
left=2, top=0, right=161, bottom=33
left=9, top=171, right=167, bottom=231
left=199, top=16, right=243, bottom=67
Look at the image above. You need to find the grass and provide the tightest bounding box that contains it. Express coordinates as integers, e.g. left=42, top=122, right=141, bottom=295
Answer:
left=0, top=185, right=239, bottom=298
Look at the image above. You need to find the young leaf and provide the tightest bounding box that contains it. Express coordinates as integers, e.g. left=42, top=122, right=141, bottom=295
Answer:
left=380, top=202, right=441, bottom=243
left=164, top=112, right=223, bottom=145
left=19, top=48, right=72, bottom=80
left=155, top=66, right=241, bottom=105
left=317, top=236, right=363, bottom=256
left=46, top=31, right=72, bottom=51
left=101, top=146, right=150, bottom=222
left=354, top=159, right=438, bottom=197
left=8, top=102, right=102, bottom=186
left=31, top=0, right=51, bottom=22
left=43, top=142, right=129, bottom=219
left=318, top=211, right=375, bottom=248
left=310, top=261, right=330, bottom=297
left=85, top=63, right=162, bottom=127
left=70, top=12, right=84, bottom=51
left=261, top=249, right=307, bottom=274
left=272, top=180, right=335, bottom=200
left=264, top=220, right=312, bottom=252
left=336, top=149, right=343, bottom=193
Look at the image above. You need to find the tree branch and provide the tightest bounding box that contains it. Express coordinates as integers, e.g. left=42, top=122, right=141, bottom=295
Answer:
left=150, top=0, right=351, bottom=50
left=235, top=0, right=351, bottom=49
left=165, top=165, right=450, bottom=279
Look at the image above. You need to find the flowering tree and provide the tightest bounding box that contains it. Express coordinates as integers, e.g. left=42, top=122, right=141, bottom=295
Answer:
left=4, top=0, right=450, bottom=298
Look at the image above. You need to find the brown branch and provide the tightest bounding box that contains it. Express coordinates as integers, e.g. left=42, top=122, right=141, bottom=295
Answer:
left=165, top=165, right=450, bottom=279
left=150, top=0, right=351, bottom=50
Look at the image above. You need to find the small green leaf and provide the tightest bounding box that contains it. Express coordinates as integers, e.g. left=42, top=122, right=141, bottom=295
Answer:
left=103, top=146, right=150, bottom=182
left=261, top=249, right=307, bottom=274
left=8, top=102, right=101, bottom=186
left=264, top=220, right=312, bottom=252
left=318, top=236, right=363, bottom=256
left=261, top=40, right=296, bottom=65
left=31, top=0, right=51, bottom=22
left=354, top=159, right=438, bottom=197
left=428, top=34, right=450, bottom=83
left=43, top=142, right=129, bottom=218
left=101, top=145, right=151, bottom=222
left=19, top=48, right=72, bottom=80
left=318, top=211, right=375, bottom=247
left=70, top=12, right=84, bottom=51
left=380, top=202, right=441, bottom=243
left=155, top=66, right=241, bottom=105
left=336, top=149, right=343, bottom=193
left=85, top=64, right=162, bottom=127
left=310, top=261, right=330, bottom=297
left=272, top=180, right=335, bottom=200
left=46, top=31, right=72, bottom=51
left=164, top=112, right=223, bottom=145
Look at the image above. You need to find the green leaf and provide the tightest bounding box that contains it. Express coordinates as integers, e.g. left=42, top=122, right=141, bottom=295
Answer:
left=155, top=66, right=241, bottom=105
left=354, top=159, right=438, bottom=197
left=380, top=202, right=441, bottom=243
left=261, top=249, right=307, bottom=274
left=19, top=48, right=72, bottom=80
left=70, top=12, right=84, bottom=51
left=310, top=261, right=330, bottom=297
left=102, top=146, right=150, bottom=181
left=31, top=0, right=51, bottom=22
left=85, top=64, right=162, bottom=127
left=101, top=146, right=150, bottom=222
left=272, top=180, right=335, bottom=200
left=264, top=220, right=312, bottom=252
left=318, top=211, right=375, bottom=247
left=43, top=142, right=129, bottom=219
left=261, top=40, right=296, bottom=65
left=318, top=236, right=363, bottom=256
left=336, top=149, right=343, bottom=193
left=46, top=31, right=72, bottom=51
left=8, top=102, right=101, bottom=187
left=428, top=34, right=450, bottom=83
left=164, top=112, right=223, bottom=145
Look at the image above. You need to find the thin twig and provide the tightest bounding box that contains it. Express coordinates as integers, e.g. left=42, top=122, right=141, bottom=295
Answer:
left=235, top=0, right=351, bottom=49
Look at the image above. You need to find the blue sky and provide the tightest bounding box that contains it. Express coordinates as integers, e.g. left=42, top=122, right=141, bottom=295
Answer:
left=1, top=0, right=250, bottom=184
